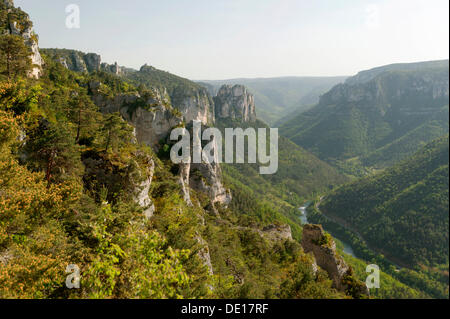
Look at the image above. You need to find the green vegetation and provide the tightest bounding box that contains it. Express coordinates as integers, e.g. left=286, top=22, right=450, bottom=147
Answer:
left=308, top=204, right=448, bottom=298
left=0, top=10, right=349, bottom=298
left=1, top=2, right=447, bottom=300
left=213, top=118, right=348, bottom=240
left=0, top=34, right=32, bottom=81
left=312, top=136, right=449, bottom=298
left=280, top=61, right=449, bottom=174
left=321, top=136, right=449, bottom=267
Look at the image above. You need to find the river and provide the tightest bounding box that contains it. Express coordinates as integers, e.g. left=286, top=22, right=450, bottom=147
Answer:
left=298, top=202, right=357, bottom=258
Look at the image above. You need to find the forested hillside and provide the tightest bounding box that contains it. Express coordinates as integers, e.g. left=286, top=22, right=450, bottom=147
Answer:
left=320, top=135, right=449, bottom=268
left=0, top=0, right=363, bottom=299
left=280, top=61, right=449, bottom=174
left=0, top=43, right=354, bottom=300
left=1, top=0, right=447, bottom=300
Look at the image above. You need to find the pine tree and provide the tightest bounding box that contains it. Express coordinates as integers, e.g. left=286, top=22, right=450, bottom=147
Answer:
left=101, top=112, right=133, bottom=152
left=0, top=34, right=32, bottom=81
left=25, top=118, right=82, bottom=187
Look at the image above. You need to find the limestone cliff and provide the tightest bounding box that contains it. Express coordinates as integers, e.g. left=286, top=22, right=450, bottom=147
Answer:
left=280, top=60, right=449, bottom=166
left=302, top=224, right=369, bottom=297
left=1, top=0, right=44, bottom=78
left=51, top=51, right=234, bottom=208
left=261, top=224, right=292, bottom=242
left=135, top=64, right=215, bottom=125
left=190, top=160, right=232, bottom=206
left=88, top=81, right=183, bottom=151
left=82, top=150, right=155, bottom=219
left=131, top=155, right=155, bottom=219
left=214, top=84, right=256, bottom=122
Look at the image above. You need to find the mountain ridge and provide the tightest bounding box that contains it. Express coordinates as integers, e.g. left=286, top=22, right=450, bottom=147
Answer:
left=280, top=59, right=449, bottom=173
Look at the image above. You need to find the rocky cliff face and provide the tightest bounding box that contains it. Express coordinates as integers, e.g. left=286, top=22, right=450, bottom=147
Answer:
left=190, top=160, right=232, bottom=206
left=87, top=78, right=231, bottom=208
left=1, top=0, right=44, bottom=78
left=302, top=224, right=368, bottom=296
left=174, top=88, right=214, bottom=125
left=101, top=62, right=122, bottom=75
left=261, top=224, right=292, bottom=242
left=41, top=48, right=124, bottom=75
left=214, top=85, right=256, bottom=122
left=320, top=60, right=449, bottom=117
left=131, top=155, right=155, bottom=219
left=62, top=54, right=263, bottom=210
left=280, top=60, right=449, bottom=165
left=75, top=52, right=116, bottom=73
left=302, top=224, right=349, bottom=290
left=136, top=65, right=215, bottom=125
left=125, top=104, right=182, bottom=152
left=89, top=81, right=183, bottom=151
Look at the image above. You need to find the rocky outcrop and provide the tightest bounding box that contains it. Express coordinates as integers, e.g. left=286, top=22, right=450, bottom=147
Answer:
left=64, top=51, right=101, bottom=73
left=88, top=81, right=183, bottom=151
left=131, top=156, right=155, bottom=219
left=214, top=85, right=256, bottom=122
left=302, top=224, right=368, bottom=296
left=43, top=49, right=124, bottom=75
left=137, top=64, right=215, bottom=125
left=125, top=105, right=183, bottom=151
left=88, top=81, right=139, bottom=112
left=190, top=160, right=232, bottom=206
left=320, top=60, right=449, bottom=113
left=1, top=0, right=44, bottom=78
left=196, top=235, right=214, bottom=275
left=179, top=162, right=193, bottom=206
left=101, top=62, right=122, bottom=75
left=261, top=224, right=292, bottom=242
left=173, top=87, right=214, bottom=125
left=84, top=63, right=234, bottom=208
left=184, top=122, right=231, bottom=207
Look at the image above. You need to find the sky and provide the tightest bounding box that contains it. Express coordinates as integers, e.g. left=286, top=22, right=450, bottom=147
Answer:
left=14, top=0, right=450, bottom=80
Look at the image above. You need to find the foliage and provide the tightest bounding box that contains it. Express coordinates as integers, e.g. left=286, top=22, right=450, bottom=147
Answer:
left=0, top=34, right=33, bottom=80
left=321, top=136, right=449, bottom=267
left=280, top=61, right=449, bottom=172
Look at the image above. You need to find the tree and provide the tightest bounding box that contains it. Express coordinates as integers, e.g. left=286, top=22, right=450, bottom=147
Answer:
left=25, top=118, right=81, bottom=187
left=0, top=34, right=32, bottom=81
left=66, top=94, right=100, bottom=144
left=101, top=112, right=133, bottom=152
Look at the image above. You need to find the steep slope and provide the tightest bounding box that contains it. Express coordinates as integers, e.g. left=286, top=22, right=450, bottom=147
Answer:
left=320, top=135, right=449, bottom=267
left=206, top=85, right=348, bottom=239
left=280, top=60, right=449, bottom=172
left=1, top=1, right=434, bottom=299
left=1, top=48, right=351, bottom=300
left=0, top=0, right=43, bottom=77
left=124, top=64, right=215, bottom=124
left=200, top=76, right=347, bottom=125
left=0, top=3, right=353, bottom=297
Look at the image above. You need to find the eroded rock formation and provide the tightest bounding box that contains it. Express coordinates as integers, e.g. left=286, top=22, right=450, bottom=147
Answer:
left=261, top=224, right=292, bottom=242
left=131, top=156, right=155, bottom=219
left=1, top=0, right=44, bottom=78
left=302, top=224, right=369, bottom=297
left=214, top=84, right=256, bottom=122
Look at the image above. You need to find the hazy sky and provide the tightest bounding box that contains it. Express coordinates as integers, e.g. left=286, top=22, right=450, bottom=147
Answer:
left=15, top=0, right=450, bottom=80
